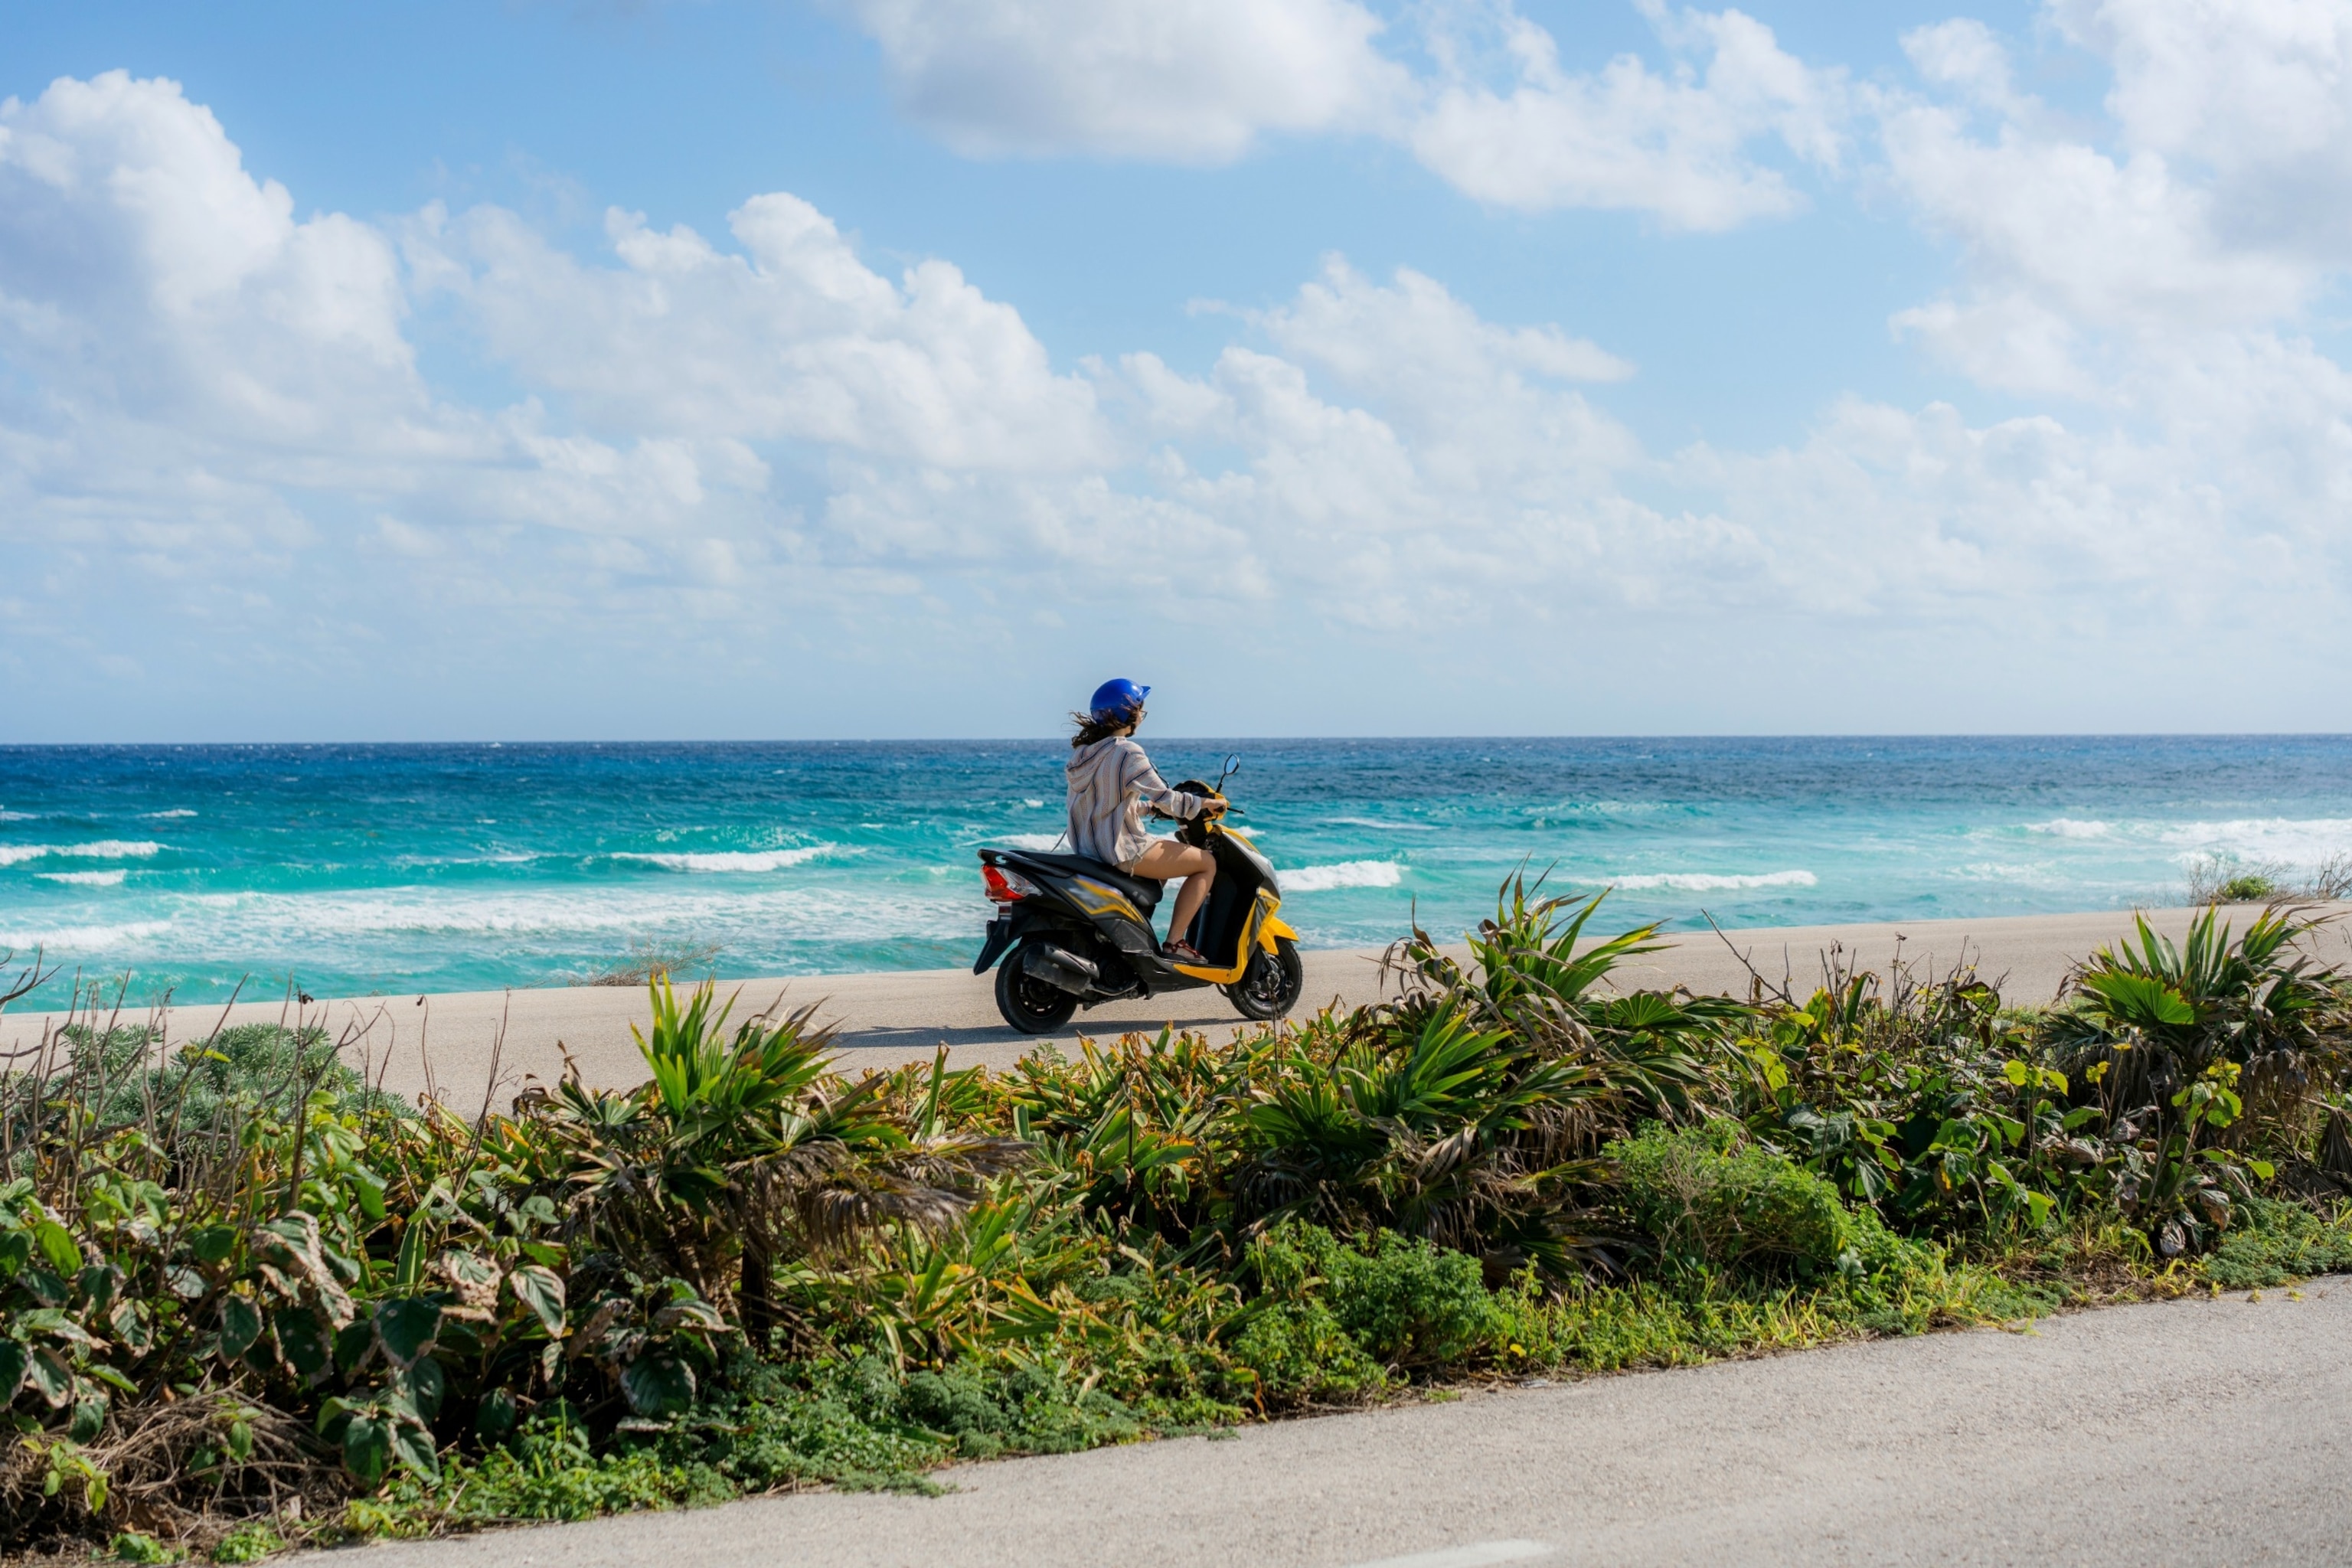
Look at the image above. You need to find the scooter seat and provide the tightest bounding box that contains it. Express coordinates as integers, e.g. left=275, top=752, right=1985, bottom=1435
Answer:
left=1001, top=850, right=1164, bottom=913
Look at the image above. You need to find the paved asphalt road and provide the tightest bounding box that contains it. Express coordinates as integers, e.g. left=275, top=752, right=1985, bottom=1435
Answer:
left=317, top=1282, right=2352, bottom=1567
left=8, top=904, right=2325, bottom=1107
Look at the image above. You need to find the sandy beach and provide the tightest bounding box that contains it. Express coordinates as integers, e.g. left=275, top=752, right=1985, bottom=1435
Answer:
left=6, top=900, right=2333, bottom=1107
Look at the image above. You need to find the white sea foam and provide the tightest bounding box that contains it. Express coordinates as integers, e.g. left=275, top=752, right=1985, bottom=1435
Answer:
left=612, top=845, right=834, bottom=873
left=38, top=870, right=129, bottom=887
left=392, top=851, right=544, bottom=870
left=1560, top=800, right=1672, bottom=818
left=2159, top=817, right=2352, bottom=867
left=1328, top=817, right=1439, bottom=832
left=1951, top=862, right=2050, bottom=883
left=0, top=841, right=164, bottom=867
left=2028, top=818, right=2112, bottom=839
left=1021, top=799, right=1044, bottom=809
left=116, top=882, right=985, bottom=954
left=1606, top=870, right=1818, bottom=892
left=0, top=919, right=173, bottom=949
left=1284, top=861, right=1404, bottom=892
left=998, top=834, right=1067, bottom=851
left=145, top=809, right=199, bottom=819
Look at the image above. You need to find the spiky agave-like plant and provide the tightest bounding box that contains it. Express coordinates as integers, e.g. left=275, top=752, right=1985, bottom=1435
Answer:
left=1387, top=871, right=1747, bottom=1120
left=1218, top=877, right=1748, bottom=1279
left=533, top=978, right=1027, bottom=1337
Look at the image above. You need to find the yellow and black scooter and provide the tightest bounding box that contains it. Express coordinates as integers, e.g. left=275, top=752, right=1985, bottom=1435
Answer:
left=972, top=754, right=1304, bottom=1034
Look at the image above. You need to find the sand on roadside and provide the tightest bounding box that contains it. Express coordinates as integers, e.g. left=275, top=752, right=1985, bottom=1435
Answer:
left=3, top=903, right=2340, bottom=1108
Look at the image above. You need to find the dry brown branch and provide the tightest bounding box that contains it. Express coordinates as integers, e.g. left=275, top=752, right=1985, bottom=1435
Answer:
left=0, top=1393, right=339, bottom=1552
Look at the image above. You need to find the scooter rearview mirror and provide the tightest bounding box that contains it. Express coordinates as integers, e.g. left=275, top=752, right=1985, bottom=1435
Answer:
left=1220, top=752, right=1242, bottom=789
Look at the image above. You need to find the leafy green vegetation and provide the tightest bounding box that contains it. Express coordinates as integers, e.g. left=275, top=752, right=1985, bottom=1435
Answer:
left=7, top=885, right=2352, bottom=1557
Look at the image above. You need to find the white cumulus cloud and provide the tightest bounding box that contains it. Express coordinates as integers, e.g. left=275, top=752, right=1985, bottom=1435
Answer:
left=1410, top=1, right=1847, bottom=227
left=843, top=0, right=1408, bottom=161
left=839, top=0, right=1851, bottom=230
left=411, top=194, right=1109, bottom=472
left=1878, top=0, right=2352, bottom=464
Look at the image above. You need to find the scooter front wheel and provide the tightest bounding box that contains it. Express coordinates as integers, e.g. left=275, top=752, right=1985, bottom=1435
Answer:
left=1224, top=936, right=1304, bottom=1021
left=995, top=942, right=1081, bottom=1034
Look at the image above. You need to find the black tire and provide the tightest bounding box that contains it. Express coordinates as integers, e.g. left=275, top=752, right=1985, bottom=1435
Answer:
left=1224, top=936, right=1304, bottom=1021
left=995, top=942, right=1080, bottom=1034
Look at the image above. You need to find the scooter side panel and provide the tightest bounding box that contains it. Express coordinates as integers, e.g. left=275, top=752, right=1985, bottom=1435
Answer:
left=1171, top=897, right=1265, bottom=984
left=1064, top=877, right=1148, bottom=926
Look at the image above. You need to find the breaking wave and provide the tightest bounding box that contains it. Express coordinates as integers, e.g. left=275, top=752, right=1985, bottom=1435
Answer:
left=2160, top=818, right=2352, bottom=867
left=610, top=845, right=835, bottom=873
left=0, top=841, right=165, bottom=867
left=1284, top=861, right=1404, bottom=892
left=2028, top=818, right=2112, bottom=839
left=1606, top=870, right=1818, bottom=892
left=0, top=919, right=174, bottom=949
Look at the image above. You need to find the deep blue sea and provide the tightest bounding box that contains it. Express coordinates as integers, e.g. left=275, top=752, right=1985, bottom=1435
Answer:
left=2, top=737, right=2349, bottom=1009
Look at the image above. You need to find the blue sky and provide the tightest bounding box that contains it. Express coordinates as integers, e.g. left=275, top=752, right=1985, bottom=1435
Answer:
left=3, top=0, right=2350, bottom=740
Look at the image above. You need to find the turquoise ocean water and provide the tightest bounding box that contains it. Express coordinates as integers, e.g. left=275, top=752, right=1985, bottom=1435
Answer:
left=2, top=737, right=2349, bottom=1009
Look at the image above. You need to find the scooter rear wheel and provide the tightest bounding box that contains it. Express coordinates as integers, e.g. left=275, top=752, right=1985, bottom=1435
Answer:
left=1224, top=936, right=1304, bottom=1021
left=995, top=942, right=1081, bottom=1034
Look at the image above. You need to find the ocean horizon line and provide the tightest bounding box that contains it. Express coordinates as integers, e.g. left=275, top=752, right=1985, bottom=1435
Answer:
left=7, top=731, right=2352, bottom=750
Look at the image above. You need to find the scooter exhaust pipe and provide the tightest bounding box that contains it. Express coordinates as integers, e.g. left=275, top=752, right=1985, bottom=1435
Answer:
left=1024, top=943, right=1099, bottom=995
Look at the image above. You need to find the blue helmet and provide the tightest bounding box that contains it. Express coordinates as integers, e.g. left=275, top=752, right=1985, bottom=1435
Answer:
left=1089, top=678, right=1149, bottom=724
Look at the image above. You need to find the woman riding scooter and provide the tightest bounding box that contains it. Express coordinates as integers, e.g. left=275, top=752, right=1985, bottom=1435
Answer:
left=1065, top=678, right=1224, bottom=965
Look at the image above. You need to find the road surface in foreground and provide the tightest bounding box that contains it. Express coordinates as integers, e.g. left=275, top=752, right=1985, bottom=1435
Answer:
left=316, top=1281, right=2352, bottom=1568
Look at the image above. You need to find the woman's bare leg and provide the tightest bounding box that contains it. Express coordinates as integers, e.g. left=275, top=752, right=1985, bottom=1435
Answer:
left=1167, top=866, right=1216, bottom=949
left=1129, top=841, right=1217, bottom=951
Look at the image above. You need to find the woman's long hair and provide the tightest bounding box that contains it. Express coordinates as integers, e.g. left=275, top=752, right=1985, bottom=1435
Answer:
left=1070, top=710, right=1137, bottom=749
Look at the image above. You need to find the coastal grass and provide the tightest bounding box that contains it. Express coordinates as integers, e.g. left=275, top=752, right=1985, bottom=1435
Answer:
left=572, top=937, right=727, bottom=988
left=2181, top=850, right=2352, bottom=906
left=9, top=889, right=2352, bottom=1557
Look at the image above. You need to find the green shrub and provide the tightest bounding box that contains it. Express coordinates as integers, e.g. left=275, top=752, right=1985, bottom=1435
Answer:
left=2201, top=1198, right=2352, bottom=1289
left=47, top=1020, right=408, bottom=1142
left=695, top=1358, right=942, bottom=1486
left=897, top=1363, right=1141, bottom=1459
left=207, top=1524, right=284, bottom=1564
left=1231, top=1289, right=1387, bottom=1403
left=1611, top=1122, right=1863, bottom=1277
left=1234, top=1223, right=1505, bottom=1401
left=369, top=1413, right=727, bottom=1528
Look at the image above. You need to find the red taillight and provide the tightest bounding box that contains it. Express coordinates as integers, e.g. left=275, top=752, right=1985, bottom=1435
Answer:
left=983, top=864, right=1040, bottom=904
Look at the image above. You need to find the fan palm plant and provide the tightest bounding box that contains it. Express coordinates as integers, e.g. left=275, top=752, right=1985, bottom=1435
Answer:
left=2056, top=907, right=2352, bottom=1138
left=2050, top=906, right=2352, bottom=1249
